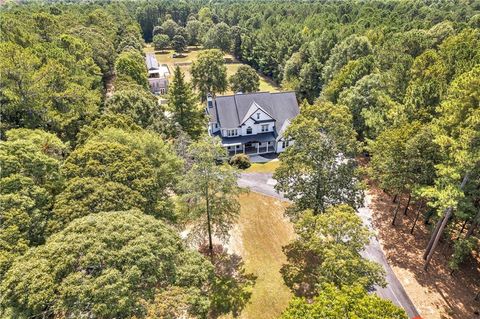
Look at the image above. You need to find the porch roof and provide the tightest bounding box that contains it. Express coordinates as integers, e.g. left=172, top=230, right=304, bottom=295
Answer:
left=221, top=132, right=276, bottom=146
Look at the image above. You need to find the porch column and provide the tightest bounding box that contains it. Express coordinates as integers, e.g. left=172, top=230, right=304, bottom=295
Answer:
left=243, top=144, right=245, bottom=154
left=257, top=143, right=259, bottom=154
left=234, top=146, right=237, bottom=154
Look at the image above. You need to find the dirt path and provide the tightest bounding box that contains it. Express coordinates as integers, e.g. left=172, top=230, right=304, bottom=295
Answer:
left=368, top=186, right=480, bottom=319
left=227, top=192, right=294, bottom=319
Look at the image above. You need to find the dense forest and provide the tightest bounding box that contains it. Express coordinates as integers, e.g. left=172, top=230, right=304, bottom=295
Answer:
left=0, top=0, right=479, bottom=318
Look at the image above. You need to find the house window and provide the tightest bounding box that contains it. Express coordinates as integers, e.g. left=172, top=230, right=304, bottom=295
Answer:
left=282, top=140, right=286, bottom=148
left=227, top=129, right=238, bottom=137
left=257, top=113, right=260, bottom=119
left=215, top=123, right=218, bottom=128
left=261, top=124, right=269, bottom=132
left=246, top=126, right=253, bottom=134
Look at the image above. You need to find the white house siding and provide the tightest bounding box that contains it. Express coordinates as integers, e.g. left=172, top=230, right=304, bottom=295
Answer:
left=276, top=139, right=293, bottom=153
left=240, top=117, right=275, bottom=136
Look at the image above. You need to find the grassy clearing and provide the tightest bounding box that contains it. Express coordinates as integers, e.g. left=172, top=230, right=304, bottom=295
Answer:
left=144, top=44, right=280, bottom=93
left=244, top=160, right=281, bottom=173
left=229, top=192, right=294, bottom=319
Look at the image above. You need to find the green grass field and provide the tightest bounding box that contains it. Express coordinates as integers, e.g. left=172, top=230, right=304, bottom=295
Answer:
left=245, top=160, right=281, bottom=173
left=232, top=192, right=294, bottom=319
left=144, top=45, right=280, bottom=93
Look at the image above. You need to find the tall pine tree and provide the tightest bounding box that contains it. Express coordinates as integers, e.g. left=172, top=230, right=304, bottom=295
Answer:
left=167, top=66, right=204, bottom=138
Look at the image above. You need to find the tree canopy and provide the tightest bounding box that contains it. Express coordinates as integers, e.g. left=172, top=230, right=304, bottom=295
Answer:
left=274, top=101, right=363, bottom=216
left=229, top=65, right=260, bottom=93
left=191, top=49, right=228, bottom=99
left=280, top=284, right=408, bottom=319
left=0, top=211, right=213, bottom=318
left=281, top=205, right=385, bottom=297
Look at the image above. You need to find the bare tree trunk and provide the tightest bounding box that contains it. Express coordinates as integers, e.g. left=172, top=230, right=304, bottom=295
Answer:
left=392, top=194, right=397, bottom=203
left=410, top=202, right=424, bottom=235
left=424, top=208, right=452, bottom=270
left=456, top=219, right=468, bottom=239
left=404, top=193, right=411, bottom=215
left=392, top=196, right=402, bottom=226
left=465, top=209, right=480, bottom=239
left=424, top=172, right=470, bottom=270
left=206, top=186, right=214, bottom=260
left=423, top=217, right=444, bottom=259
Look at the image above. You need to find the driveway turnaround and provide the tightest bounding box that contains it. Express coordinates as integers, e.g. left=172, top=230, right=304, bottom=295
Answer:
left=238, top=172, right=421, bottom=319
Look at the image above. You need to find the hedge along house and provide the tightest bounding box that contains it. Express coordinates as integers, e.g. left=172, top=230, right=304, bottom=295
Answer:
left=145, top=53, right=169, bottom=95
left=206, top=92, right=300, bottom=156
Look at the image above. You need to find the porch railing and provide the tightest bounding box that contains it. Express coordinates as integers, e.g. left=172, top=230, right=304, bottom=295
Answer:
left=228, top=145, right=275, bottom=156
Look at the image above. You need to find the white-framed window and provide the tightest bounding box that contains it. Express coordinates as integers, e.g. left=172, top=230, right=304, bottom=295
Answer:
left=227, top=129, right=238, bottom=137
left=261, top=124, right=269, bottom=132
left=246, top=126, right=253, bottom=134
left=282, top=140, right=286, bottom=148
left=257, top=113, right=260, bottom=119
left=215, top=123, right=218, bottom=128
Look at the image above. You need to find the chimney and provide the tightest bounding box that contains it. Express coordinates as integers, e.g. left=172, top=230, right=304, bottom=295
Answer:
left=207, top=93, right=213, bottom=108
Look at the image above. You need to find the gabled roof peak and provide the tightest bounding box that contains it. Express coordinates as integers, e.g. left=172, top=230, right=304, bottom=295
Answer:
left=239, top=100, right=273, bottom=125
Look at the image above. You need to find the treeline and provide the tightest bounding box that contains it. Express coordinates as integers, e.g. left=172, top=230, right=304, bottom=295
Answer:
left=0, top=2, right=253, bottom=319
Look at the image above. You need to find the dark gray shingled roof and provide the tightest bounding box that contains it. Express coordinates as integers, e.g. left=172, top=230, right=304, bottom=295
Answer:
left=145, top=53, right=159, bottom=70
left=210, top=92, right=299, bottom=137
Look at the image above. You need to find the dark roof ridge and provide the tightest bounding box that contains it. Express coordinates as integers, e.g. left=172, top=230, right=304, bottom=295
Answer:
left=233, top=94, right=241, bottom=124
left=271, top=90, right=296, bottom=94
left=214, top=91, right=275, bottom=99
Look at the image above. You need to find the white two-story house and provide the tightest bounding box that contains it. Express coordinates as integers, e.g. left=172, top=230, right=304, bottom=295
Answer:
left=145, top=53, right=169, bottom=95
left=206, top=91, right=300, bottom=155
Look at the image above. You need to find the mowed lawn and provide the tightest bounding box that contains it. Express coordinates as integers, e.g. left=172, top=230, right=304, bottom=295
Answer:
left=226, top=192, right=294, bottom=319
left=245, top=159, right=281, bottom=173
left=144, top=44, right=279, bottom=93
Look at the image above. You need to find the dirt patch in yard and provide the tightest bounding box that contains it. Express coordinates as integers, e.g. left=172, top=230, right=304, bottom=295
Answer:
left=367, top=182, right=480, bottom=319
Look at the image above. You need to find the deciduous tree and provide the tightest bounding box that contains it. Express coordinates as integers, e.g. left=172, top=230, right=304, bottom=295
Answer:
left=203, top=22, right=232, bottom=52
left=274, top=101, right=363, bottom=216
left=229, top=65, right=260, bottom=93
left=153, top=34, right=170, bottom=51
left=104, top=89, right=166, bottom=132
left=281, top=205, right=385, bottom=297
left=172, top=34, right=187, bottom=53
left=186, top=19, right=202, bottom=45
left=0, top=129, right=67, bottom=274
left=191, top=49, right=227, bottom=100
left=1, top=211, right=213, bottom=318
left=115, top=50, right=148, bottom=88
left=280, top=284, right=407, bottom=319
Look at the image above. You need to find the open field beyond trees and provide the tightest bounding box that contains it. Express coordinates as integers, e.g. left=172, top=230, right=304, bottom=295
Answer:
left=144, top=45, right=280, bottom=93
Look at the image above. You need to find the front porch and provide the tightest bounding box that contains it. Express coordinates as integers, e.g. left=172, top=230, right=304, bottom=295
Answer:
left=226, top=141, right=276, bottom=156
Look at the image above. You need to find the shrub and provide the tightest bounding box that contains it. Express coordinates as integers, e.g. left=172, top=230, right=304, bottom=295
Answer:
left=229, top=153, right=251, bottom=169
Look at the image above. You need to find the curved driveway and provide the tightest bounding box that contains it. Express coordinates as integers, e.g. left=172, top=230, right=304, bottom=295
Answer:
left=238, top=172, right=421, bottom=319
